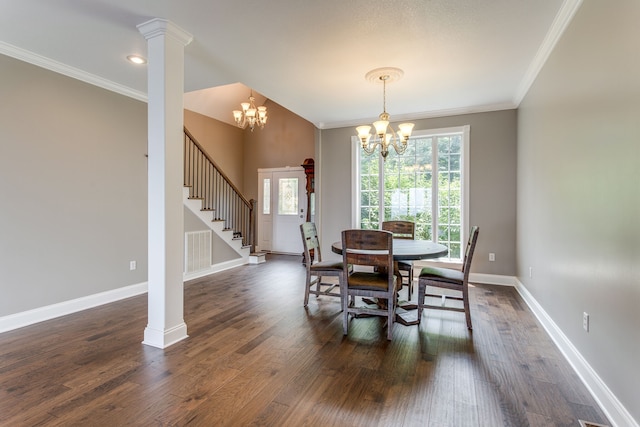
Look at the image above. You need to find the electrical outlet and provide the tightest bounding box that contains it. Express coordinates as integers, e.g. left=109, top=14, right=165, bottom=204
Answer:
left=583, top=312, right=589, bottom=332
left=489, top=252, right=495, bottom=262
left=130, top=260, right=137, bottom=271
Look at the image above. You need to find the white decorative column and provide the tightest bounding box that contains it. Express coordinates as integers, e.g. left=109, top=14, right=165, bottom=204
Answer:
left=137, top=19, right=193, bottom=349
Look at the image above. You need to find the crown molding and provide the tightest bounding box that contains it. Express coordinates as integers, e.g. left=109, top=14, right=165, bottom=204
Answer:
left=0, top=41, right=148, bottom=102
left=317, top=101, right=517, bottom=130
left=513, top=0, right=583, bottom=105
left=137, top=18, right=193, bottom=46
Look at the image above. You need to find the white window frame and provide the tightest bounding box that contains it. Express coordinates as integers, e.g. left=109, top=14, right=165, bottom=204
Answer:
left=351, top=125, right=470, bottom=262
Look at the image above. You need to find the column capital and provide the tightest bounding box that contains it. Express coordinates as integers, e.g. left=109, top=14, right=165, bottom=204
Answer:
left=137, top=18, right=193, bottom=46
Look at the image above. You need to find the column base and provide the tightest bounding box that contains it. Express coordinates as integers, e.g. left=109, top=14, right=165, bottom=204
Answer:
left=142, top=322, right=188, bottom=349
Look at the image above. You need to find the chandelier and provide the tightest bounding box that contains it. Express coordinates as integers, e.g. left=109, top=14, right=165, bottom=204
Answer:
left=356, top=68, right=414, bottom=160
left=232, top=90, right=267, bottom=131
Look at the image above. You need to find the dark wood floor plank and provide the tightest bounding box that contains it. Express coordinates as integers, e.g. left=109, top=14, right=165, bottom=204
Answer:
left=0, top=254, right=610, bottom=426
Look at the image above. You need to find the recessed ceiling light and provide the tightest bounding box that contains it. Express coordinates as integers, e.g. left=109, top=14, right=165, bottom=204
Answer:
left=127, top=55, right=146, bottom=65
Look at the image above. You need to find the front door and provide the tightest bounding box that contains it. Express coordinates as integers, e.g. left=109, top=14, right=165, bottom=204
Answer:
left=257, top=167, right=306, bottom=254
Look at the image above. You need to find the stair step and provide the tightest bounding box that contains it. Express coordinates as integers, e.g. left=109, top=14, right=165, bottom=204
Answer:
left=249, top=252, right=266, bottom=264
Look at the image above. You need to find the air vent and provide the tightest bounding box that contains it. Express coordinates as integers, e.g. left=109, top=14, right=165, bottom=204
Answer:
left=185, top=230, right=211, bottom=273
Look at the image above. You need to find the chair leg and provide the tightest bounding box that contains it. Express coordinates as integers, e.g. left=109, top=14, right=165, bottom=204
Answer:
left=304, top=273, right=312, bottom=307
left=387, top=300, right=394, bottom=340
left=338, top=273, right=344, bottom=313
left=417, top=281, right=424, bottom=323
left=342, top=287, right=349, bottom=335
left=463, top=286, right=472, bottom=330
left=407, top=267, right=414, bottom=301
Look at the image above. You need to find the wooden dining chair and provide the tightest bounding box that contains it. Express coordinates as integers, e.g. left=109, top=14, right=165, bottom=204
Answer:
left=300, top=222, right=347, bottom=307
left=417, top=226, right=479, bottom=329
left=381, top=220, right=416, bottom=300
left=341, top=229, right=399, bottom=340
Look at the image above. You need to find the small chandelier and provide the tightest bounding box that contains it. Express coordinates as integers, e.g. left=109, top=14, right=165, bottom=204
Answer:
left=356, top=67, right=414, bottom=161
left=232, top=90, right=267, bottom=131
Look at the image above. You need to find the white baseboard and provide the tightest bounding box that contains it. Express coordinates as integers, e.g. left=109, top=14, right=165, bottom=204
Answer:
left=514, top=278, right=637, bottom=427
left=0, top=281, right=148, bottom=334
left=470, top=272, right=517, bottom=286
left=0, top=259, right=249, bottom=335
left=183, top=258, right=248, bottom=282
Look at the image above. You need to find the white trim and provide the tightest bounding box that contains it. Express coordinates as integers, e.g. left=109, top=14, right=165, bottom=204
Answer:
left=257, top=166, right=304, bottom=173
left=513, top=0, right=583, bottom=105
left=514, top=278, right=638, bottom=427
left=137, top=18, right=194, bottom=46
left=0, top=282, right=148, bottom=333
left=350, top=136, right=360, bottom=228
left=0, top=41, right=147, bottom=102
left=318, top=102, right=516, bottom=130
left=461, top=125, right=470, bottom=245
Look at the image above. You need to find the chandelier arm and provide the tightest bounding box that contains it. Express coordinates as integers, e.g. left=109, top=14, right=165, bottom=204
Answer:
left=386, top=127, right=405, bottom=154
left=390, top=139, right=407, bottom=154
left=362, top=142, right=378, bottom=155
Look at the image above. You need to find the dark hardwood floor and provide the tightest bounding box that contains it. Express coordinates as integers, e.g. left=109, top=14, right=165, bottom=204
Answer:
left=0, top=254, right=610, bottom=426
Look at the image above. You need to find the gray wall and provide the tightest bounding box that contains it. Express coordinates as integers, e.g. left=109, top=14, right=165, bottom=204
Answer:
left=0, top=54, right=148, bottom=316
left=318, top=109, right=517, bottom=276
left=517, top=0, right=640, bottom=421
left=242, top=100, right=316, bottom=202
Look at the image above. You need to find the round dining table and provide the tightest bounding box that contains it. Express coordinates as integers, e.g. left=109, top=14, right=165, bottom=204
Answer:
left=331, top=238, right=448, bottom=261
left=331, top=238, right=448, bottom=325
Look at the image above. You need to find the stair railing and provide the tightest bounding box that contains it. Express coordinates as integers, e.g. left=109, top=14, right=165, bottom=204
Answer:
left=183, top=127, right=255, bottom=251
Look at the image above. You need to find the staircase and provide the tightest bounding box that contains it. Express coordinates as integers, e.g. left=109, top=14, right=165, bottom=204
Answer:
left=183, top=128, right=255, bottom=272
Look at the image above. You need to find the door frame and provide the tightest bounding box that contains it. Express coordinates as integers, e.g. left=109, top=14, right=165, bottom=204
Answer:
left=257, top=166, right=307, bottom=254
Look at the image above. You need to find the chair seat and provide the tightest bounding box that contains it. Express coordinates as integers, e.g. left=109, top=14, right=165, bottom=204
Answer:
left=419, top=266, right=463, bottom=285
left=347, top=272, right=398, bottom=291
left=310, top=260, right=345, bottom=272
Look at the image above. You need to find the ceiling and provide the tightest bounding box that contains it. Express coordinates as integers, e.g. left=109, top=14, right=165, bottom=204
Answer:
left=0, top=0, right=579, bottom=129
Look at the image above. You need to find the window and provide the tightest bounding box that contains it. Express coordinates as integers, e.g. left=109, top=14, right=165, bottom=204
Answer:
left=262, top=178, right=270, bottom=214
left=278, top=178, right=299, bottom=215
left=354, top=126, right=469, bottom=261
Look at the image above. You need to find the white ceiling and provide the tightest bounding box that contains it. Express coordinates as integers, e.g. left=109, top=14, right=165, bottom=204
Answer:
left=0, top=0, right=580, bottom=129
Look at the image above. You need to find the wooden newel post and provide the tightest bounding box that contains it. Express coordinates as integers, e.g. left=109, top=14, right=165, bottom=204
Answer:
left=301, top=158, right=315, bottom=264
left=301, top=158, right=314, bottom=222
